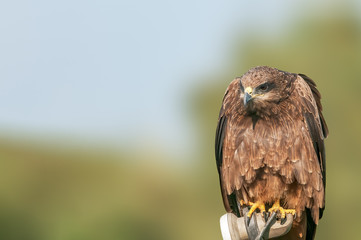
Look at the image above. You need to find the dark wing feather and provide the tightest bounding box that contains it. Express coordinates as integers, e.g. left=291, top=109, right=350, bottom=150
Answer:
left=306, top=208, right=317, bottom=240
left=215, top=111, right=226, bottom=170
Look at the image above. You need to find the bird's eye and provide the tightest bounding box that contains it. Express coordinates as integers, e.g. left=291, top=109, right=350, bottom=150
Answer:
left=258, top=84, right=268, bottom=91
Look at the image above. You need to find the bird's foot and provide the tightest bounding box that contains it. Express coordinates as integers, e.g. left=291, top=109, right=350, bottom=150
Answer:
left=247, top=201, right=266, bottom=218
left=269, top=200, right=296, bottom=224
left=243, top=201, right=267, bottom=225
left=240, top=200, right=254, bottom=206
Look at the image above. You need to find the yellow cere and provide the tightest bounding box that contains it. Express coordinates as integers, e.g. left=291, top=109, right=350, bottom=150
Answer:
left=245, top=87, right=253, bottom=95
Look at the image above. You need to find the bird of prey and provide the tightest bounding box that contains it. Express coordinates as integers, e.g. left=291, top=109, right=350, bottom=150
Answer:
left=215, top=66, right=328, bottom=240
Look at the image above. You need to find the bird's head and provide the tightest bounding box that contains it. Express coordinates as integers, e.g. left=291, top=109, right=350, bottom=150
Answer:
left=240, top=66, right=297, bottom=116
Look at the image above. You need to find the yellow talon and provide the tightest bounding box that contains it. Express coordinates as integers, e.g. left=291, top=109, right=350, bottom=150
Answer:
left=269, top=200, right=296, bottom=219
left=240, top=200, right=254, bottom=206
left=247, top=201, right=266, bottom=218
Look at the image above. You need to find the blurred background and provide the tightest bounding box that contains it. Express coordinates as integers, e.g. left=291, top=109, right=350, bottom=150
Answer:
left=0, top=0, right=360, bottom=239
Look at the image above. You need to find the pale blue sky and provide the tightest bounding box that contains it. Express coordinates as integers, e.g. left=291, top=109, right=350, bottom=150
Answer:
left=0, top=1, right=357, bottom=153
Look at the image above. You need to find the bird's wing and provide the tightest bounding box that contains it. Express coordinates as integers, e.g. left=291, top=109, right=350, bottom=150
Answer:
left=297, top=74, right=328, bottom=200
left=296, top=74, right=328, bottom=239
left=215, top=78, right=244, bottom=217
left=298, top=74, right=328, bottom=184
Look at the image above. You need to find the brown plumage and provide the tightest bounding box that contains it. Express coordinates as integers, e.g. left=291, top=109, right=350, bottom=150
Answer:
left=215, top=66, right=328, bottom=240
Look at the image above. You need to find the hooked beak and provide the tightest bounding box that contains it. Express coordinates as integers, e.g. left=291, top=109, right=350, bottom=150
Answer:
left=243, top=87, right=253, bottom=106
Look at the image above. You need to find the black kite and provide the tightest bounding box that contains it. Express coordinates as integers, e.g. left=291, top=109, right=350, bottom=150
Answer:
left=215, top=66, right=328, bottom=240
